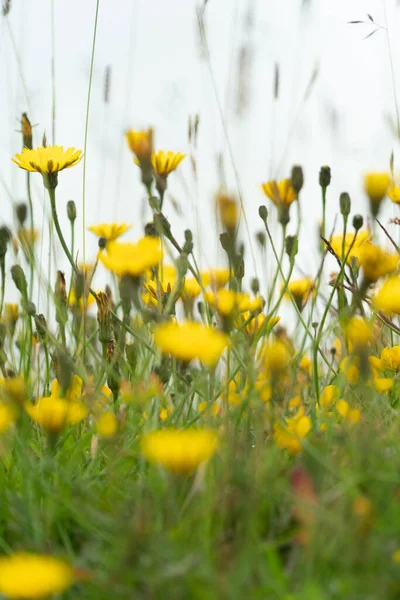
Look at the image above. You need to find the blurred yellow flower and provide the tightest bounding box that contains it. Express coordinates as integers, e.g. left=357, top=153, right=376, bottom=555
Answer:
left=274, top=407, right=311, bottom=455
left=99, top=237, right=162, bottom=277
left=373, top=276, right=400, bottom=314
left=95, top=412, right=118, bottom=438
left=388, top=184, right=400, bottom=204
left=357, top=244, right=398, bottom=282
left=372, top=377, right=393, bottom=394
left=381, top=346, right=400, bottom=371
left=261, top=179, right=297, bottom=208
left=51, top=375, right=82, bottom=403
left=344, top=317, right=373, bottom=347
left=89, top=223, right=131, bottom=242
left=364, top=171, right=390, bottom=203
left=0, top=553, right=74, bottom=599
left=319, top=385, right=340, bottom=410
left=198, top=401, right=220, bottom=417
left=141, top=428, right=219, bottom=474
left=203, top=268, right=230, bottom=290
left=285, top=277, right=314, bottom=307
left=216, top=191, right=238, bottom=232
left=340, top=357, right=360, bottom=384
left=205, top=289, right=264, bottom=317
left=329, top=230, right=370, bottom=263
left=182, top=277, right=203, bottom=299
left=336, top=399, right=361, bottom=424
left=154, top=321, right=229, bottom=366
left=25, top=396, right=87, bottom=432
left=125, top=128, right=153, bottom=162
left=68, top=288, right=96, bottom=311
left=263, top=339, right=291, bottom=375
left=0, top=404, right=17, bottom=433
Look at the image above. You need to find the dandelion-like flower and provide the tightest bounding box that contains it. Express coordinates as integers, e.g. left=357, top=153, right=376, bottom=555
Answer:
left=25, top=396, right=87, bottom=432
left=12, top=145, right=82, bottom=189
left=154, top=321, right=229, bottom=365
left=99, top=237, right=162, bottom=277
left=0, top=552, right=74, bottom=598
left=89, top=223, right=132, bottom=242
left=141, top=428, right=219, bottom=474
left=149, top=150, right=186, bottom=177
left=261, top=179, right=297, bottom=225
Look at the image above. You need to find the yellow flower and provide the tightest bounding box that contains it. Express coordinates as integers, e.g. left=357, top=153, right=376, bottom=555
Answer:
left=125, top=128, right=153, bottom=161
left=381, top=346, right=400, bottom=371
left=216, top=191, right=238, bottom=232
left=68, top=288, right=96, bottom=312
left=141, top=428, right=219, bottom=474
left=149, top=150, right=186, bottom=177
left=202, top=268, right=230, bottom=290
left=263, top=339, right=291, bottom=375
left=89, top=223, right=131, bottom=242
left=357, top=244, right=399, bottom=282
left=0, top=404, right=17, bottom=433
left=154, top=321, right=229, bottom=366
left=274, top=407, right=311, bottom=455
left=373, top=276, right=400, bottom=314
left=392, top=549, right=400, bottom=563
left=99, top=237, right=162, bottom=277
left=159, top=405, right=173, bottom=421
left=16, top=229, right=39, bottom=247
left=95, top=412, right=118, bottom=438
left=182, top=277, right=205, bottom=300
left=388, top=184, right=400, bottom=204
left=25, top=397, right=87, bottom=432
left=336, top=399, right=361, bottom=424
left=285, top=278, right=314, bottom=306
left=205, top=289, right=264, bottom=317
left=364, top=171, right=390, bottom=203
left=319, top=385, right=340, bottom=410
left=12, top=146, right=82, bottom=189
left=198, top=401, right=220, bottom=417
left=261, top=179, right=297, bottom=208
left=329, top=231, right=370, bottom=263
left=0, top=552, right=74, bottom=599
left=344, top=317, right=373, bottom=348
left=340, top=357, right=360, bottom=384
left=50, top=375, right=83, bottom=403
left=4, top=303, right=19, bottom=324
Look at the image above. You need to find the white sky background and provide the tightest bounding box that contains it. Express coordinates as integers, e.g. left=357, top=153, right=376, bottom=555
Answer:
left=0, top=0, right=400, bottom=314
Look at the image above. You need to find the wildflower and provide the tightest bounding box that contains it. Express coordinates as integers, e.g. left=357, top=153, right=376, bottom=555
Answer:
left=12, top=145, right=82, bottom=189
left=328, top=230, right=370, bottom=263
left=89, top=223, right=131, bottom=242
left=373, top=276, right=400, bottom=315
left=263, top=339, right=291, bottom=375
left=261, top=179, right=297, bottom=225
left=159, top=405, right=173, bottom=421
left=0, top=376, right=26, bottom=405
left=50, top=375, right=83, bottom=403
left=364, top=171, right=390, bottom=215
left=340, top=356, right=360, bottom=384
left=154, top=321, right=229, bottom=366
left=198, top=401, right=220, bottom=416
left=274, top=407, right=311, bottom=454
left=381, top=346, right=400, bottom=371
left=393, top=549, right=400, bottom=563
left=336, top=399, right=361, bottom=424
left=182, top=276, right=207, bottom=300
left=254, top=372, right=272, bottom=403
left=95, top=412, right=118, bottom=438
left=16, top=229, right=38, bottom=248
left=205, top=289, right=264, bottom=317
left=203, top=268, right=230, bottom=290
left=137, top=150, right=186, bottom=177
left=344, top=317, right=373, bottom=348
left=0, top=404, right=17, bottom=433
left=284, top=277, right=314, bottom=309
left=25, top=397, right=87, bottom=432
left=0, top=552, right=74, bottom=598
left=141, top=428, right=219, bottom=474
left=319, top=385, right=340, bottom=410
left=125, top=128, right=153, bottom=162
left=388, top=184, right=400, bottom=204
left=99, top=237, right=162, bottom=277
left=357, top=244, right=398, bottom=282
left=68, top=288, right=96, bottom=312
left=216, top=191, right=238, bottom=234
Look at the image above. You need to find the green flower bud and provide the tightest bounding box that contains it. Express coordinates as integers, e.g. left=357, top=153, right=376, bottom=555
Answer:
left=339, top=192, right=351, bottom=217
left=353, top=214, right=364, bottom=231
left=291, top=165, right=304, bottom=195
left=319, top=165, right=331, bottom=189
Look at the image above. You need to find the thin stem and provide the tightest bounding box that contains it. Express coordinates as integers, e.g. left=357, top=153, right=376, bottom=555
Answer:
left=26, top=172, right=34, bottom=300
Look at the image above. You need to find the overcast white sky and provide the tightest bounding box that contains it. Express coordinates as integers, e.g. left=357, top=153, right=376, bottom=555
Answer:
left=1, top=0, right=400, bottom=308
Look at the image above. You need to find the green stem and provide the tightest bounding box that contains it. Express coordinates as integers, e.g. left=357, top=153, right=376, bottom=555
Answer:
left=0, top=257, right=5, bottom=318
left=26, top=172, right=35, bottom=300
left=267, top=225, right=286, bottom=310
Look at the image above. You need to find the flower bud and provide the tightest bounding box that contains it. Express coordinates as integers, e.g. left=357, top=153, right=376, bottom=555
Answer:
left=251, top=277, right=260, bottom=295
left=255, top=231, right=266, bottom=248
left=96, top=291, right=112, bottom=344
left=183, top=229, right=193, bottom=255
left=258, top=205, right=268, bottom=222
left=319, top=166, right=331, bottom=189
left=34, top=313, right=48, bottom=343
left=98, top=237, right=107, bottom=250
left=11, top=265, right=28, bottom=300
left=144, top=221, right=159, bottom=238
left=16, top=203, right=28, bottom=227
left=353, top=214, right=364, bottom=231
left=55, top=271, right=67, bottom=325
left=339, top=192, right=351, bottom=217
left=285, top=235, right=298, bottom=260
left=67, top=200, right=76, bottom=222
left=291, top=165, right=304, bottom=195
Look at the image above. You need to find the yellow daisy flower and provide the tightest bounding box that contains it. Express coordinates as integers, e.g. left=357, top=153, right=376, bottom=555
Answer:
left=88, top=223, right=131, bottom=242
left=141, top=428, right=219, bottom=474
left=25, top=396, right=87, bottom=432
left=99, top=237, right=162, bottom=277
left=12, top=145, right=82, bottom=189
left=0, top=552, right=74, bottom=599
left=154, top=321, right=229, bottom=366
left=260, top=179, right=297, bottom=208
